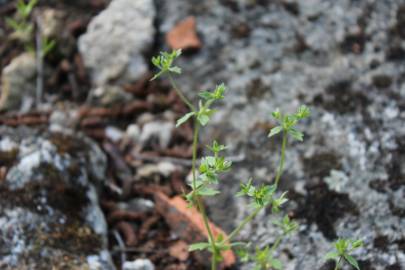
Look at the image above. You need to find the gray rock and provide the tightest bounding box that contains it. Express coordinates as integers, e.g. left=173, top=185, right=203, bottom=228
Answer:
left=0, top=53, right=36, bottom=111
left=140, top=121, right=174, bottom=149
left=87, top=84, right=133, bottom=106
left=0, top=127, right=115, bottom=270
left=78, top=0, right=155, bottom=86
left=125, top=124, right=141, bottom=143
left=105, top=126, right=124, bottom=143
left=136, top=162, right=177, bottom=180
left=122, top=258, right=155, bottom=270
left=49, top=109, right=80, bottom=133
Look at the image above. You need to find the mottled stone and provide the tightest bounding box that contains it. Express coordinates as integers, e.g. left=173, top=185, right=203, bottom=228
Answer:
left=78, top=0, right=155, bottom=86
left=0, top=127, right=115, bottom=270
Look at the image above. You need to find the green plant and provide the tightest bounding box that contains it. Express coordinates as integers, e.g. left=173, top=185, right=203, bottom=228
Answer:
left=40, top=36, right=56, bottom=57
left=6, top=0, right=56, bottom=57
left=325, top=238, right=363, bottom=270
left=151, top=49, right=310, bottom=269
left=6, top=0, right=38, bottom=42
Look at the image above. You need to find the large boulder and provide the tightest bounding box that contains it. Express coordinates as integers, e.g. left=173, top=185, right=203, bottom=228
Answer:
left=0, top=127, right=115, bottom=269
left=78, top=0, right=155, bottom=86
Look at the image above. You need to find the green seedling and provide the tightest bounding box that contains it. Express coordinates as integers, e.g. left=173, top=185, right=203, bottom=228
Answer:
left=40, top=37, right=56, bottom=57
left=325, top=238, right=363, bottom=270
left=6, top=0, right=38, bottom=42
left=151, top=49, right=312, bottom=270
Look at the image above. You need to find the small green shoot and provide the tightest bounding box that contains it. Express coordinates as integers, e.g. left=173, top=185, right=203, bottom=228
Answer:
left=150, top=49, right=182, bottom=81
left=41, top=37, right=56, bottom=57
left=325, top=238, right=363, bottom=270
left=253, top=246, right=283, bottom=270
left=268, top=105, right=310, bottom=141
left=6, top=0, right=38, bottom=42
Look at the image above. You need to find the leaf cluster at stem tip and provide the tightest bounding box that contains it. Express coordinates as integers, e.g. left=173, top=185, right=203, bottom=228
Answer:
left=268, top=105, right=310, bottom=141
left=6, top=0, right=37, bottom=41
left=325, top=238, right=363, bottom=270
left=150, top=49, right=182, bottom=81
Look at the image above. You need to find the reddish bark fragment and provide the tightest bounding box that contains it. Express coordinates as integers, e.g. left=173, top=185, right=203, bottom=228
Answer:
left=154, top=192, right=236, bottom=268
left=166, top=17, right=202, bottom=50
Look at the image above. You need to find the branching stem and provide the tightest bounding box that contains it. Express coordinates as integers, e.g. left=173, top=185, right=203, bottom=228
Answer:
left=227, top=206, right=261, bottom=242
left=169, top=75, right=196, bottom=112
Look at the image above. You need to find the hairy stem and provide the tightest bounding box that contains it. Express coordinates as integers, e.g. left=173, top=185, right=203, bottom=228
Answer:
left=191, top=123, right=200, bottom=190
left=196, top=196, right=218, bottom=270
left=227, top=206, right=262, bottom=242
left=191, top=124, right=218, bottom=270
left=334, top=257, right=342, bottom=270
left=169, top=75, right=196, bottom=112
left=168, top=75, right=217, bottom=270
left=274, top=131, right=287, bottom=187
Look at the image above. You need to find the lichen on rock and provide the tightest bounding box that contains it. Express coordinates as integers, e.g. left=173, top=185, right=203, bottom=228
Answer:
left=0, top=126, right=115, bottom=270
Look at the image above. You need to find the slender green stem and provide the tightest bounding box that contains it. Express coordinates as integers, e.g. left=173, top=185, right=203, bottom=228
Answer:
left=169, top=75, right=196, bottom=112
left=189, top=109, right=217, bottom=270
left=195, top=196, right=218, bottom=270
left=191, top=123, right=200, bottom=190
left=167, top=74, right=219, bottom=270
left=274, top=131, right=287, bottom=187
left=270, top=235, right=283, bottom=253
left=227, top=206, right=262, bottom=242
left=334, top=257, right=342, bottom=270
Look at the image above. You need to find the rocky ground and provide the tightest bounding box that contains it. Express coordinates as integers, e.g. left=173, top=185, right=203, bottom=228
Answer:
left=0, top=0, right=404, bottom=269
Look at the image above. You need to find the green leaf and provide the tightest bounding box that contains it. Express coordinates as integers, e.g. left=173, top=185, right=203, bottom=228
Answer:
left=335, top=239, right=349, bottom=253
left=42, top=38, right=56, bottom=56
left=176, top=112, right=195, bottom=127
left=270, top=258, right=283, bottom=270
left=151, top=56, right=161, bottom=68
left=324, top=252, right=339, bottom=261
left=169, top=66, right=182, bottom=74
left=288, top=128, right=304, bottom=141
left=198, top=91, right=213, bottom=100
left=351, top=240, right=363, bottom=249
left=189, top=242, right=210, bottom=251
left=197, top=113, right=210, bottom=126
left=296, top=105, right=310, bottom=119
left=344, top=254, right=360, bottom=270
left=272, top=108, right=282, bottom=121
left=268, top=126, right=283, bottom=138
left=235, top=247, right=250, bottom=262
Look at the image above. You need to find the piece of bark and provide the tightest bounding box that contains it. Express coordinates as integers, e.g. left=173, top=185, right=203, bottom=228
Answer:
left=154, top=192, right=236, bottom=269
left=166, top=17, right=202, bottom=50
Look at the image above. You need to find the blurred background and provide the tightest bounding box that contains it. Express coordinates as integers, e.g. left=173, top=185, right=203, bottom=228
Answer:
left=0, top=0, right=404, bottom=269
